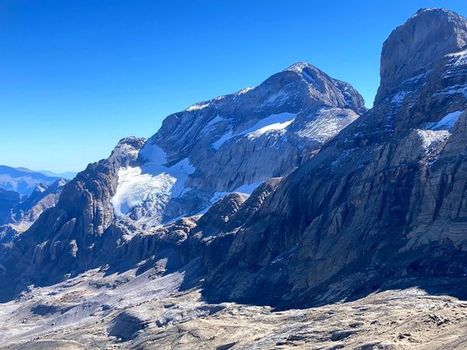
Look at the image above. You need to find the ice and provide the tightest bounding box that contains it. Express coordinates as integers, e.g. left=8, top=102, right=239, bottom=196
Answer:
left=139, top=143, right=167, bottom=165
left=111, top=142, right=196, bottom=217
left=111, top=168, right=175, bottom=217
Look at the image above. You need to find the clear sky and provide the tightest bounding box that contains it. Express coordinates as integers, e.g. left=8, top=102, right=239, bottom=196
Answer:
left=0, top=0, right=466, bottom=172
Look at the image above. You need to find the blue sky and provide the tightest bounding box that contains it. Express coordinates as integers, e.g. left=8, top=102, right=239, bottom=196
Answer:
left=0, top=1, right=466, bottom=172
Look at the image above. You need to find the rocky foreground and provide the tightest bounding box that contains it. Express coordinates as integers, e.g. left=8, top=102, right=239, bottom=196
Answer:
left=0, top=266, right=466, bottom=350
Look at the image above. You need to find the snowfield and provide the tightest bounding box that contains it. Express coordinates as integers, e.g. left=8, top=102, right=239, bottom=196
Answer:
left=111, top=143, right=195, bottom=217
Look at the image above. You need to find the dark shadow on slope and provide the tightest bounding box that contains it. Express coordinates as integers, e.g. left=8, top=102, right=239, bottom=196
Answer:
left=198, top=245, right=467, bottom=310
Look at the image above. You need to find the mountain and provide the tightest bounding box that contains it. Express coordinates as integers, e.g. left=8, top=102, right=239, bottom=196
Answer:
left=38, top=170, right=77, bottom=180
left=0, top=61, right=365, bottom=299
left=0, top=166, right=68, bottom=243
left=198, top=8, right=467, bottom=307
left=1, top=8, right=467, bottom=349
left=0, top=179, right=67, bottom=243
left=0, top=165, right=63, bottom=196
left=116, top=62, right=365, bottom=228
left=0, top=189, right=20, bottom=226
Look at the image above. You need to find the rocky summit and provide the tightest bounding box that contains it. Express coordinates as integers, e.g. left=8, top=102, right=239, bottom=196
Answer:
left=0, top=7, right=466, bottom=350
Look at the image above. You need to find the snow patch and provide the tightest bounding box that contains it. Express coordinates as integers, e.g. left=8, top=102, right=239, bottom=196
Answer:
left=297, top=108, right=359, bottom=143
left=201, top=115, right=225, bottom=136
left=424, top=110, right=463, bottom=131
left=186, top=102, right=210, bottom=112
left=245, top=113, right=295, bottom=139
left=237, top=87, right=254, bottom=95
left=208, top=182, right=262, bottom=206
left=286, top=62, right=309, bottom=73
left=414, top=111, right=463, bottom=159
left=402, top=72, right=428, bottom=84
left=447, top=49, right=467, bottom=67
left=416, top=129, right=450, bottom=150
left=211, top=113, right=296, bottom=149
left=262, top=90, right=290, bottom=106
left=234, top=182, right=262, bottom=195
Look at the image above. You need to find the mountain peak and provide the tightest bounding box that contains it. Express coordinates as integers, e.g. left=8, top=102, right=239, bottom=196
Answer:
left=375, top=8, right=467, bottom=104
left=413, top=8, right=454, bottom=17
left=108, top=136, right=146, bottom=167
left=284, top=61, right=317, bottom=73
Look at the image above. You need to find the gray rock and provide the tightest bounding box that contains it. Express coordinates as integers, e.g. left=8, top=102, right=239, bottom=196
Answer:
left=376, top=8, right=467, bottom=104
left=201, top=8, right=467, bottom=308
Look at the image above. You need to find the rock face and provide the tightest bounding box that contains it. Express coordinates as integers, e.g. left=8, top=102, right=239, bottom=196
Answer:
left=0, top=64, right=364, bottom=300
left=376, top=9, right=467, bottom=104
left=200, top=8, right=467, bottom=307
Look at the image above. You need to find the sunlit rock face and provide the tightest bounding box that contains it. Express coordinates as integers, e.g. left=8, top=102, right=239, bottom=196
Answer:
left=376, top=8, right=467, bottom=104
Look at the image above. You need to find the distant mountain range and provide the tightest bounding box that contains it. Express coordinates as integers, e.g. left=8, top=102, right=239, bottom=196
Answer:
left=0, top=165, right=74, bottom=196
left=37, top=169, right=77, bottom=180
